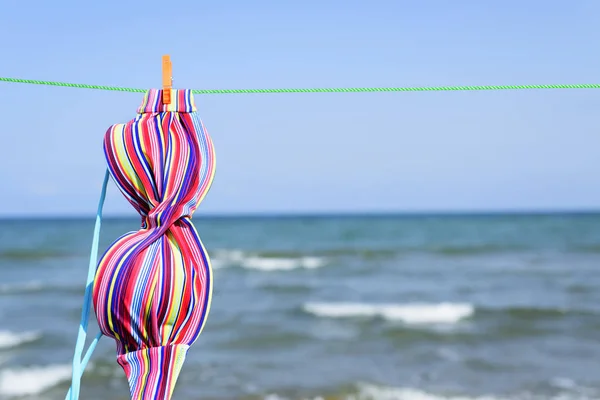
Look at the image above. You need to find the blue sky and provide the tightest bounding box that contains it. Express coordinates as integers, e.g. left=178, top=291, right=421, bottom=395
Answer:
left=1, top=0, right=600, bottom=216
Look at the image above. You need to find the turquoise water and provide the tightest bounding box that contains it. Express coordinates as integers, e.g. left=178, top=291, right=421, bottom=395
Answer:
left=1, top=213, right=600, bottom=400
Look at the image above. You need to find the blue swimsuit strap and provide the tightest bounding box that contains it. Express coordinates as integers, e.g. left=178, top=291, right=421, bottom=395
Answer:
left=65, top=169, right=109, bottom=400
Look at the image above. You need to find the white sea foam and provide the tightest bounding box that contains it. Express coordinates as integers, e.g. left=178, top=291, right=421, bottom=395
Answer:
left=263, top=387, right=500, bottom=400
left=0, top=331, right=41, bottom=349
left=241, top=256, right=325, bottom=271
left=551, top=377, right=577, bottom=390
left=210, top=249, right=245, bottom=269
left=303, top=302, right=474, bottom=324
left=210, top=249, right=327, bottom=271
left=351, top=383, right=502, bottom=400
left=353, top=382, right=600, bottom=400
left=0, top=364, right=72, bottom=396
left=0, top=281, right=44, bottom=294
left=264, top=382, right=594, bottom=400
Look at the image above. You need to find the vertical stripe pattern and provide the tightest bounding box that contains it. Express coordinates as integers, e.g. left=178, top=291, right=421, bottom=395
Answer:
left=92, top=89, right=216, bottom=400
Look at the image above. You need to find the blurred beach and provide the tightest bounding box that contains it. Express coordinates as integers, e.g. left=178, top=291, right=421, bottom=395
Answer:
left=1, top=213, right=600, bottom=400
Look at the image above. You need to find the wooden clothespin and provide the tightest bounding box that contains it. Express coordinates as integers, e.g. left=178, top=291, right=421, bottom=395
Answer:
left=162, top=55, right=173, bottom=104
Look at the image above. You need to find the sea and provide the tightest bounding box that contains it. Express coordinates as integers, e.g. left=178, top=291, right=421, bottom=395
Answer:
left=1, top=213, right=600, bottom=400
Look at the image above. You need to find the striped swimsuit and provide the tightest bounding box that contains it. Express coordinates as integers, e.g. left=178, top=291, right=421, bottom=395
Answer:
left=92, top=89, right=216, bottom=400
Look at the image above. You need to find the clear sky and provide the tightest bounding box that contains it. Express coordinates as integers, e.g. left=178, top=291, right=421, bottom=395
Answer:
left=2, top=0, right=600, bottom=217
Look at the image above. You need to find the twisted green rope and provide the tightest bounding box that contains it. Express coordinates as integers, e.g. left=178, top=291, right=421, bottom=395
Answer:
left=2, top=76, right=600, bottom=94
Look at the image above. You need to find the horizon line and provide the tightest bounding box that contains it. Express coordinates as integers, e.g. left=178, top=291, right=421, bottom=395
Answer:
left=2, top=207, right=600, bottom=220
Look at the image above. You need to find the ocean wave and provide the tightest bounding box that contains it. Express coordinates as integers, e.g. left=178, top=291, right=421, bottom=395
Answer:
left=265, top=384, right=501, bottom=400
left=302, top=302, right=589, bottom=325
left=265, top=381, right=596, bottom=400
left=210, top=249, right=327, bottom=271
left=242, top=256, right=325, bottom=271
left=252, top=248, right=400, bottom=259
left=351, top=382, right=599, bottom=400
left=212, top=248, right=398, bottom=260
left=207, top=243, right=538, bottom=272
left=210, top=249, right=246, bottom=267
left=0, top=281, right=45, bottom=294
left=213, top=245, right=522, bottom=260
left=303, top=302, right=474, bottom=324
left=208, top=244, right=532, bottom=270
left=0, top=363, right=72, bottom=397
left=0, top=331, right=42, bottom=349
left=352, top=382, right=502, bottom=400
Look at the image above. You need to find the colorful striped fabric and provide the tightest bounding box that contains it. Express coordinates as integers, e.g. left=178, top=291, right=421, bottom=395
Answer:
left=92, top=88, right=216, bottom=400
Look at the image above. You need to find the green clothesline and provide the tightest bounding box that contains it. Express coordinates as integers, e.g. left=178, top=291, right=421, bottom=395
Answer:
left=2, top=76, right=600, bottom=94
